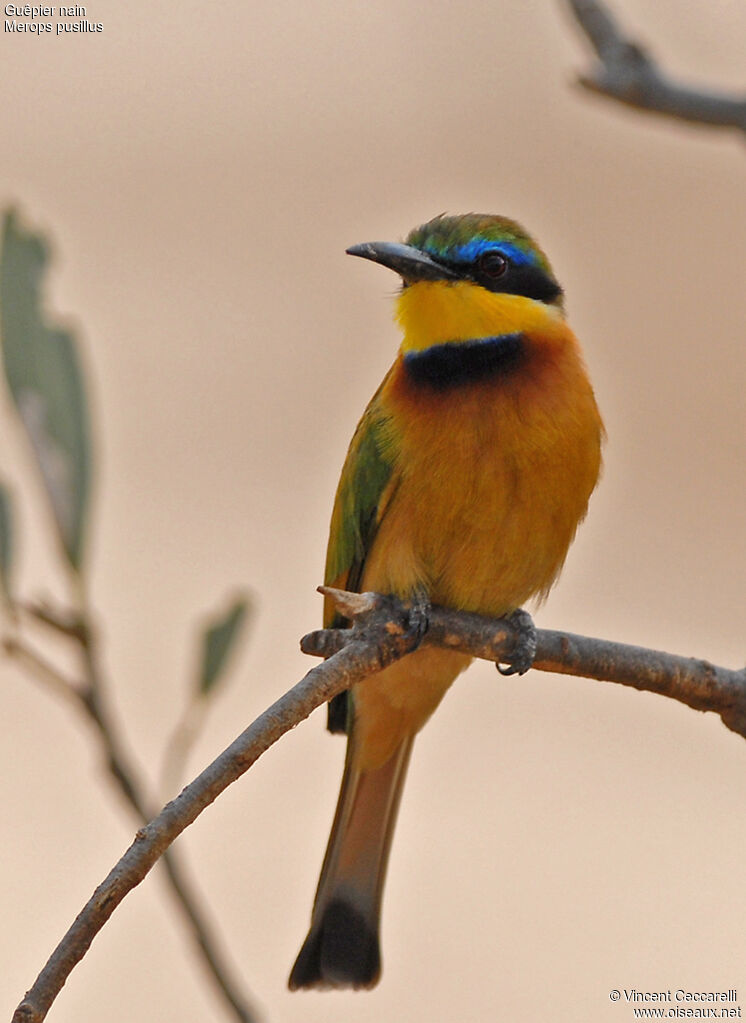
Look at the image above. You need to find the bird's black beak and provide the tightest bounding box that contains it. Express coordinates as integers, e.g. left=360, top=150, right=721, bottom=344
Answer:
left=346, top=241, right=458, bottom=284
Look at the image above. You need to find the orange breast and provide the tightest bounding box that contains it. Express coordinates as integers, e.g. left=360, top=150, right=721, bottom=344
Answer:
left=361, top=322, right=603, bottom=617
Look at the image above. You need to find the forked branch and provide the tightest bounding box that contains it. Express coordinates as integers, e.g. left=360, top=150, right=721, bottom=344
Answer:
left=565, top=0, right=746, bottom=134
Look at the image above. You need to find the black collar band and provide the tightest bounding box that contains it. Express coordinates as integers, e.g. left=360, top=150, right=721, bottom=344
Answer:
left=403, top=332, right=525, bottom=389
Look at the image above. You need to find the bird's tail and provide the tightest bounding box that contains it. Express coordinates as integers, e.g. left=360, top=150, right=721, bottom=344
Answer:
left=288, top=730, right=414, bottom=990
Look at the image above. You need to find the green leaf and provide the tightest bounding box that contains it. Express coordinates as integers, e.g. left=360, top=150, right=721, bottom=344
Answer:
left=197, top=594, right=251, bottom=697
left=0, top=482, right=13, bottom=603
left=0, top=209, right=92, bottom=572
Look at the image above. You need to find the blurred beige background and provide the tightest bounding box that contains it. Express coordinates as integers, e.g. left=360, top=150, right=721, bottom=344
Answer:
left=2, top=0, right=745, bottom=1020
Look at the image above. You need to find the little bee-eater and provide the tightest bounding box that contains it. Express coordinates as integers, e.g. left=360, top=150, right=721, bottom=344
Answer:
left=289, top=213, right=603, bottom=990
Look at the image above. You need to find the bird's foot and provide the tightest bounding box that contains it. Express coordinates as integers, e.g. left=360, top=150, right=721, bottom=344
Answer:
left=497, top=608, right=536, bottom=676
left=404, top=589, right=431, bottom=652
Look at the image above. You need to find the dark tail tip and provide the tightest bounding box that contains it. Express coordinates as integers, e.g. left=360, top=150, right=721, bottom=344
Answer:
left=288, top=897, right=381, bottom=990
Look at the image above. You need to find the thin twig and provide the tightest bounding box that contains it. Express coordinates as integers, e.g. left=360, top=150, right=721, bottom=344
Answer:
left=564, top=0, right=746, bottom=134
left=10, top=604, right=259, bottom=1023
left=21, top=599, right=88, bottom=642
left=534, top=630, right=746, bottom=735
left=4, top=636, right=82, bottom=704
left=12, top=589, right=744, bottom=1022
left=76, top=616, right=260, bottom=1023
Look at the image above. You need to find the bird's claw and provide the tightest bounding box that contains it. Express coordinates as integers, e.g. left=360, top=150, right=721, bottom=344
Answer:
left=404, top=590, right=431, bottom=651
left=497, top=608, right=536, bottom=676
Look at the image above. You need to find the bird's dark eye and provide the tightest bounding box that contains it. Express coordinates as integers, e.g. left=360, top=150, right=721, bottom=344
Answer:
left=477, top=250, right=509, bottom=278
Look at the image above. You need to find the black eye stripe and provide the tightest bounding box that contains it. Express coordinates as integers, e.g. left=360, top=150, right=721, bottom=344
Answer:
left=427, top=256, right=562, bottom=303
left=482, top=263, right=563, bottom=302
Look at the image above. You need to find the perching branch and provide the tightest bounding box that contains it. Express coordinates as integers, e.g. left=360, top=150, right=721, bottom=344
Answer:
left=564, top=0, right=746, bottom=135
left=306, top=588, right=746, bottom=737
left=9, top=599, right=258, bottom=1023
left=12, top=587, right=745, bottom=1022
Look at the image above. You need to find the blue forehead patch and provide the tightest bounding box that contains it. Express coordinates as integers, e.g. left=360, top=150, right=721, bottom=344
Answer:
left=425, top=237, right=538, bottom=269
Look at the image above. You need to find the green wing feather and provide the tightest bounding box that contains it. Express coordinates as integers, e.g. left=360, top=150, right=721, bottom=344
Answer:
left=324, top=381, right=399, bottom=732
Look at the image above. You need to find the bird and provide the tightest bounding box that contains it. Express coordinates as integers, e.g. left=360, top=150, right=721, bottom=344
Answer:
left=288, top=212, right=604, bottom=991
